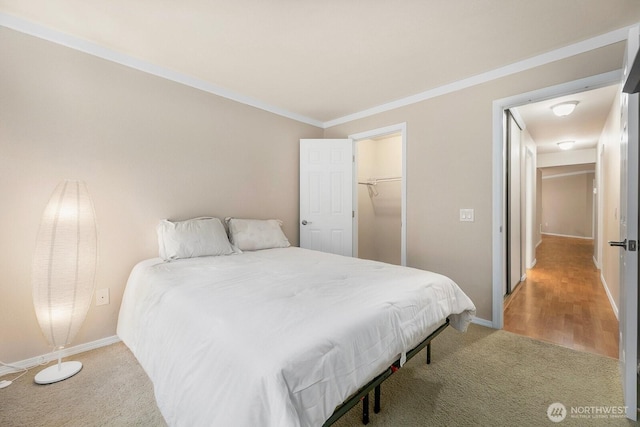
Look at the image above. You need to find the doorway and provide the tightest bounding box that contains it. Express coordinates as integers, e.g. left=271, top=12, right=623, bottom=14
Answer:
left=350, top=123, right=407, bottom=266
left=355, top=133, right=402, bottom=265
left=491, top=71, right=622, bottom=327
left=502, top=83, right=620, bottom=358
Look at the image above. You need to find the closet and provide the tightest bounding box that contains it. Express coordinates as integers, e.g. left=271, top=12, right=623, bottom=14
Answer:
left=356, top=133, right=402, bottom=265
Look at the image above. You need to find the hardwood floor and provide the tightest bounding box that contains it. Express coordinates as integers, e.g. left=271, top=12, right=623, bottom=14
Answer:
left=503, top=235, right=619, bottom=359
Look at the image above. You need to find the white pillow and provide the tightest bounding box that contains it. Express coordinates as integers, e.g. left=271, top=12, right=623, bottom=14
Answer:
left=157, top=217, right=235, bottom=261
left=225, top=218, right=290, bottom=251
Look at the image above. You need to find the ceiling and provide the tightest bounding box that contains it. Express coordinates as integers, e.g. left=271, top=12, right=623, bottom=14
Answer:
left=1, top=1, right=639, bottom=126
left=514, top=84, right=620, bottom=155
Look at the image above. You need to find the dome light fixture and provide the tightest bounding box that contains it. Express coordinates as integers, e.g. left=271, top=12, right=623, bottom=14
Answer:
left=557, top=141, right=575, bottom=150
left=551, top=101, right=579, bottom=117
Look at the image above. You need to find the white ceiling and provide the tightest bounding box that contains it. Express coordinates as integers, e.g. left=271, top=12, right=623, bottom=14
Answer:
left=1, top=1, right=639, bottom=126
left=514, top=84, right=620, bottom=155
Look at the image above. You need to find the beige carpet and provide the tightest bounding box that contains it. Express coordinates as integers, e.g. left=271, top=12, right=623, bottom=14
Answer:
left=0, top=324, right=635, bottom=426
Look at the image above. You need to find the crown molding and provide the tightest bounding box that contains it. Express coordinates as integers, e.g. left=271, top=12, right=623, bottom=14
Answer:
left=323, top=26, right=633, bottom=128
left=0, top=12, right=633, bottom=130
left=0, top=13, right=324, bottom=128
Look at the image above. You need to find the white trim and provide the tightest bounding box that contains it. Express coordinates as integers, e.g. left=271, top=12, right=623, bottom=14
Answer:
left=349, top=123, right=407, bottom=141
left=620, top=25, right=639, bottom=421
left=540, top=232, right=593, bottom=240
left=492, top=71, right=621, bottom=329
left=471, top=317, right=494, bottom=328
left=349, top=123, right=408, bottom=266
left=542, top=170, right=595, bottom=180
left=492, top=99, right=506, bottom=329
left=0, top=12, right=633, bottom=130
left=0, top=13, right=324, bottom=129
left=352, top=140, right=359, bottom=259
left=0, top=335, right=120, bottom=377
left=600, top=273, right=619, bottom=320
left=593, top=255, right=601, bottom=270
left=524, top=147, right=535, bottom=271
left=324, top=28, right=631, bottom=128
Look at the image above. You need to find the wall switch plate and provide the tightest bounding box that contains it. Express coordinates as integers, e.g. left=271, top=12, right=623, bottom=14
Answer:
left=96, top=288, right=109, bottom=306
left=460, top=209, right=474, bottom=222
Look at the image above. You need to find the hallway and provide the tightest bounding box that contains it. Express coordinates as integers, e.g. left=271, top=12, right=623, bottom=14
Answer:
left=503, top=235, right=619, bottom=359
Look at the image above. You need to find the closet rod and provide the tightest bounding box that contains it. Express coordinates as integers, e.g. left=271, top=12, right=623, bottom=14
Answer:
left=357, top=177, right=402, bottom=185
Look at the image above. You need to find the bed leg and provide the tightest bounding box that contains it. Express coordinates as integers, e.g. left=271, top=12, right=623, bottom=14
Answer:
left=427, top=342, right=431, bottom=364
left=374, top=385, right=381, bottom=413
left=362, top=393, right=370, bottom=424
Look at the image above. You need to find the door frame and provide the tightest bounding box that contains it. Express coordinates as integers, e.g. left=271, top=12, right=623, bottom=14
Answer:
left=525, top=146, right=536, bottom=270
left=491, top=70, right=622, bottom=329
left=349, top=123, right=407, bottom=266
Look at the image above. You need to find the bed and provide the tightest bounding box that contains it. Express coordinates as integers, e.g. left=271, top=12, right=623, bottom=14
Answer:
left=117, top=217, right=476, bottom=427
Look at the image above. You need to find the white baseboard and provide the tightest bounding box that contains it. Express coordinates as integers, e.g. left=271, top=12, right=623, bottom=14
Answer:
left=471, top=317, right=494, bottom=328
left=0, top=335, right=121, bottom=377
left=599, top=273, right=619, bottom=320
left=1, top=317, right=496, bottom=378
left=592, top=255, right=601, bottom=269
left=541, top=232, right=593, bottom=240
left=2, top=317, right=498, bottom=378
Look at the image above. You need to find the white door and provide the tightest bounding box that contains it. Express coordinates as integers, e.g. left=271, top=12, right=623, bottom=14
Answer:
left=615, top=25, right=639, bottom=421
left=300, top=139, right=353, bottom=256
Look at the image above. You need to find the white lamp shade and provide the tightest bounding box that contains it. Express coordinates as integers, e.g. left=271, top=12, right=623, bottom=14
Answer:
left=32, top=181, right=97, bottom=350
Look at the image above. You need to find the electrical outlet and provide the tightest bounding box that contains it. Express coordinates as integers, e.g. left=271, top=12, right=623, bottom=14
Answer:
left=96, top=288, right=109, bottom=306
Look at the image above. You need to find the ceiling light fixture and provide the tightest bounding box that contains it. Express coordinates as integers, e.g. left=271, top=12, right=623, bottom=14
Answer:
left=557, top=141, right=575, bottom=150
left=551, top=101, right=579, bottom=117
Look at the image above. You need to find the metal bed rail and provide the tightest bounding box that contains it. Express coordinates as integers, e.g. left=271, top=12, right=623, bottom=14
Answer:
left=323, top=318, right=450, bottom=426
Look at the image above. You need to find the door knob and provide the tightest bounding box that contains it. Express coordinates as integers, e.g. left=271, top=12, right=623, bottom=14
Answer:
left=301, top=220, right=311, bottom=225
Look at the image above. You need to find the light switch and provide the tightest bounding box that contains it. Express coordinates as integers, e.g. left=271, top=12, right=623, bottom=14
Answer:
left=460, top=209, right=474, bottom=222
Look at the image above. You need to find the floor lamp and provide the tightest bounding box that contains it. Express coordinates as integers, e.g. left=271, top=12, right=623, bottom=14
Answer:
left=32, top=180, right=98, bottom=384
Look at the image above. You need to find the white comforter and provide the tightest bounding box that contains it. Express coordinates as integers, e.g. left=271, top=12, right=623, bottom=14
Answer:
left=117, top=247, right=476, bottom=427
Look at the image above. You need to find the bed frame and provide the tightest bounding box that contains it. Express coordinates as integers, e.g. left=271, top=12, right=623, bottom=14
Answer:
left=322, top=318, right=450, bottom=426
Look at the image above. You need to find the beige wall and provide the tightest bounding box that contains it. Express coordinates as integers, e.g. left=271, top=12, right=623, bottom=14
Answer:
left=0, top=28, right=322, bottom=362
left=541, top=172, right=595, bottom=238
left=0, top=25, right=628, bottom=362
left=357, top=135, right=402, bottom=265
left=324, top=42, right=625, bottom=322
left=600, top=90, right=622, bottom=309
